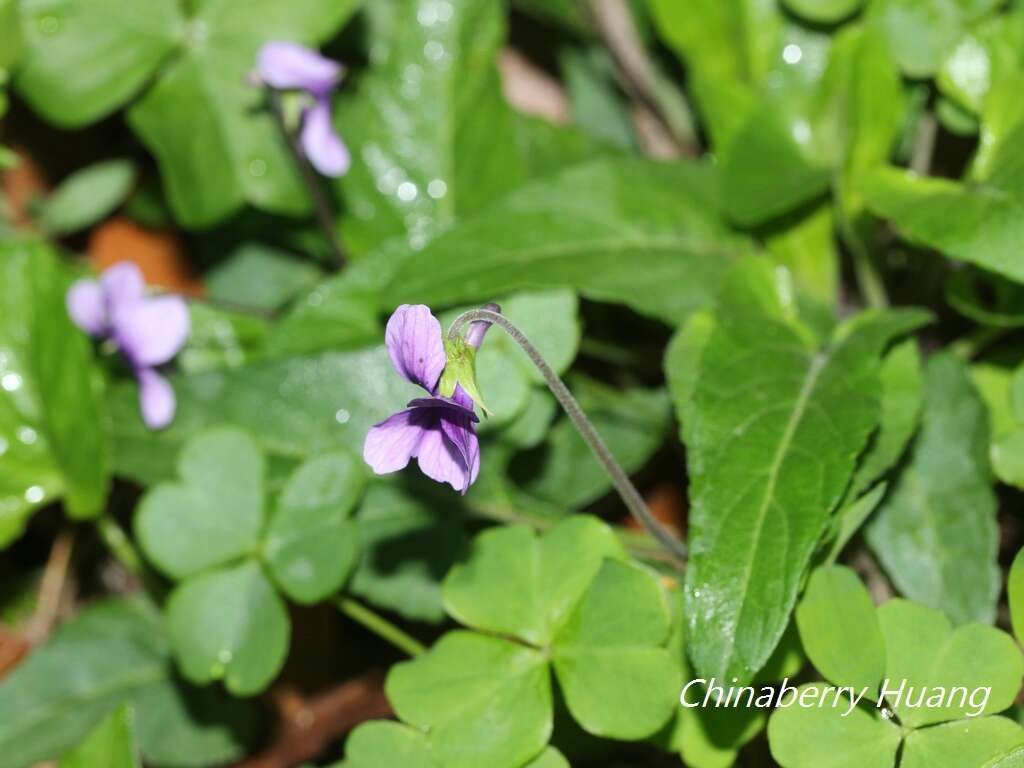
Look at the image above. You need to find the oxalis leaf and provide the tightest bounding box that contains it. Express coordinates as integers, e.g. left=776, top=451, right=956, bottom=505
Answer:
left=58, top=704, right=138, bottom=768
left=0, top=597, right=255, bottom=768
left=770, top=568, right=1024, bottom=768
left=385, top=516, right=679, bottom=768
left=383, top=158, right=752, bottom=326
left=866, top=352, right=999, bottom=625
left=670, top=256, right=929, bottom=683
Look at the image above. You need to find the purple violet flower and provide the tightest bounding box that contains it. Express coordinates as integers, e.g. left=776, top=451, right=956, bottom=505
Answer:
left=254, top=41, right=351, bottom=178
left=66, top=262, right=189, bottom=430
left=363, top=305, right=492, bottom=494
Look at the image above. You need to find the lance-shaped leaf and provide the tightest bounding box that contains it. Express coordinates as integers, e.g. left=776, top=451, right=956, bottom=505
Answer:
left=677, top=257, right=928, bottom=682
left=866, top=353, right=999, bottom=625
left=384, top=159, right=751, bottom=326
left=862, top=122, right=1024, bottom=285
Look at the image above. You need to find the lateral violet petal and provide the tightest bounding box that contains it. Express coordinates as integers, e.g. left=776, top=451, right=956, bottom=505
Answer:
left=300, top=97, right=351, bottom=177
left=385, top=305, right=447, bottom=392
left=137, top=368, right=176, bottom=430
left=100, top=262, right=146, bottom=313
left=440, top=412, right=480, bottom=493
left=363, top=409, right=428, bottom=475
left=112, top=295, right=191, bottom=367
left=256, top=41, right=341, bottom=95
left=66, top=280, right=107, bottom=336
left=414, top=425, right=472, bottom=493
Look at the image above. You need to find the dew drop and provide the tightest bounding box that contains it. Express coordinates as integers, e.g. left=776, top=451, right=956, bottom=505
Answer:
left=1, top=372, right=21, bottom=392
left=38, top=14, right=60, bottom=35
left=24, top=485, right=44, bottom=504
left=217, top=649, right=234, bottom=664
left=17, top=427, right=37, bottom=445
left=424, top=40, right=444, bottom=62
left=248, top=158, right=268, bottom=177
left=427, top=179, right=447, bottom=199
left=782, top=43, right=802, bottom=65
left=0, top=438, right=7, bottom=456
left=397, top=181, right=418, bottom=202
left=335, top=408, right=351, bottom=424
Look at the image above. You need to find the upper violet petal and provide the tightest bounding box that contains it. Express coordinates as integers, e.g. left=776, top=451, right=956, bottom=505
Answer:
left=300, top=97, right=351, bottom=177
left=137, top=368, right=176, bottom=430
left=256, top=41, right=342, bottom=95
left=99, top=262, right=146, bottom=313
left=385, top=305, right=447, bottom=392
left=112, top=295, right=190, bottom=367
left=363, top=409, right=428, bottom=475
left=66, top=279, right=107, bottom=336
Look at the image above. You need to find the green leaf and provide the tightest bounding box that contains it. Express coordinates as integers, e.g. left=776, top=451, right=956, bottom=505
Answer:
left=128, top=0, right=360, bottom=226
left=561, top=48, right=637, bottom=149
left=206, top=244, right=322, bottom=312
left=340, top=721, right=436, bottom=768
left=0, top=0, right=23, bottom=71
left=383, top=158, right=751, bottom=326
left=443, top=516, right=626, bottom=647
left=177, top=303, right=269, bottom=375
left=824, top=482, right=888, bottom=564
left=14, top=0, right=182, bottom=126
left=135, top=428, right=264, bottom=579
left=0, top=241, right=109, bottom=540
left=867, top=0, right=1001, bottom=77
left=166, top=560, right=290, bottom=696
left=862, top=124, right=1024, bottom=284
left=987, top=746, right=1024, bottom=768
left=901, top=717, right=1024, bottom=768
left=767, top=683, right=902, bottom=768
left=350, top=481, right=466, bottom=623
left=386, top=631, right=551, bottom=768
left=265, top=452, right=364, bottom=603
left=866, top=353, right=999, bottom=625
left=795, top=566, right=886, bottom=695
left=0, top=597, right=252, bottom=767
left=552, top=559, right=678, bottom=739
left=1011, top=548, right=1024, bottom=644
left=877, top=598, right=1024, bottom=727
left=336, top=0, right=521, bottom=254
left=679, top=257, right=928, bottom=682
left=112, top=345, right=417, bottom=486
left=517, top=377, right=670, bottom=508
left=849, top=339, right=923, bottom=497
left=59, top=705, right=138, bottom=768
left=783, top=0, right=863, bottom=23
left=40, top=159, right=135, bottom=235
left=764, top=203, right=839, bottom=311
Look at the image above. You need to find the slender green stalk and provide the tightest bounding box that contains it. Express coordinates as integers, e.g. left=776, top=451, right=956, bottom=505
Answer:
left=448, top=308, right=687, bottom=566
left=95, top=515, right=163, bottom=595
left=268, top=91, right=347, bottom=269
left=336, top=597, right=426, bottom=657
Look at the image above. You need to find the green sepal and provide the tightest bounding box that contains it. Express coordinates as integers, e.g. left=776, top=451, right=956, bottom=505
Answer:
left=439, top=337, right=492, bottom=416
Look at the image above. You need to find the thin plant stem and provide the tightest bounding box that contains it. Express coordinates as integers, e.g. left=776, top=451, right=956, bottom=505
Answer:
left=268, top=91, right=347, bottom=269
left=836, top=204, right=888, bottom=310
left=448, top=308, right=687, bottom=566
left=336, top=597, right=425, bottom=657
left=24, top=529, right=74, bottom=645
left=95, top=515, right=163, bottom=596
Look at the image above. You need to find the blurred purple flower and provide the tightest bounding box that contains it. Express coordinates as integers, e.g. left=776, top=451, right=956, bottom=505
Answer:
left=254, top=41, right=351, bottom=177
left=66, top=262, right=189, bottom=430
left=363, top=305, right=492, bottom=494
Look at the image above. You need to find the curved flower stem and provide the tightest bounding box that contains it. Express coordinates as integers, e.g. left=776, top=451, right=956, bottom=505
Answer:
left=336, top=597, right=425, bottom=657
left=448, top=308, right=687, bottom=566
left=268, top=91, right=347, bottom=270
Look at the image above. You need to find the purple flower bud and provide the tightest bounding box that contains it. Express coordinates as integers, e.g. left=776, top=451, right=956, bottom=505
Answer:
left=253, top=41, right=350, bottom=178
left=67, top=262, right=189, bottom=430
left=363, top=304, right=481, bottom=494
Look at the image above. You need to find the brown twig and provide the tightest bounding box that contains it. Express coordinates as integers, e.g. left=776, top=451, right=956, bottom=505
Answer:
left=236, top=672, right=392, bottom=768
left=23, top=530, right=74, bottom=646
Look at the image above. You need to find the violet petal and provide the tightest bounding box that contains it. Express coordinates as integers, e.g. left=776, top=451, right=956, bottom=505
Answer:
left=137, top=368, right=176, bottom=430
left=300, top=97, right=351, bottom=177
left=100, top=262, right=146, bottom=313
left=385, top=305, right=447, bottom=392
left=407, top=394, right=479, bottom=422
left=363, top=409, right=428, bottom=475
left=66, top=279, right=107, bottom=336
left=112, top=295, right=190, bottom=368
left=256, top=41, right=341, bottom=96
left=414, top=424, right=473, bottom=493
left=440, top=411, right=480, bottom=492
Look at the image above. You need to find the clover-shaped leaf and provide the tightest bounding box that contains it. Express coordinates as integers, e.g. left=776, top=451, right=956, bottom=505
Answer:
left=987, top=745, right=1024, bottom=768
left=771, top=566, right=1024, bottom=768
left=265, top=452, right=364, bottom=603
left=167, top=561, right=289, bottom=697
left=385, top=516, right=677, bottom=768
left=136, top=428, right=264, bottom=579
left=135, top=429, right=363, bottom=696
